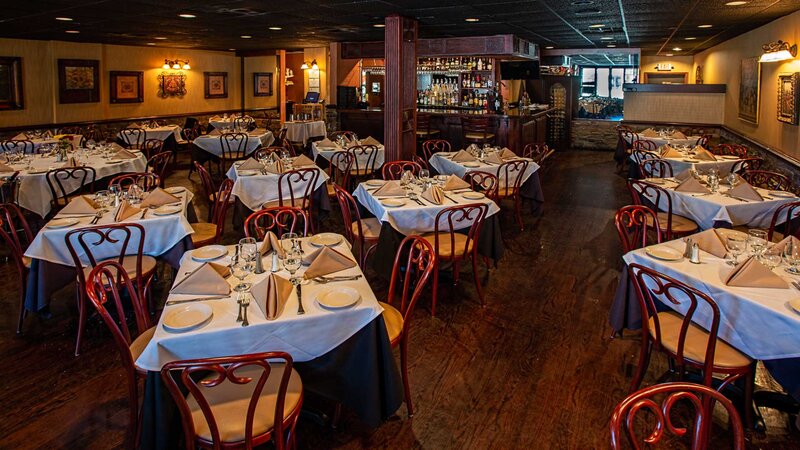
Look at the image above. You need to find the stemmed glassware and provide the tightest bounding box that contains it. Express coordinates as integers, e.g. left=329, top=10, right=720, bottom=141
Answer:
left=747, top=229, right=768, bottom=258
left=726, top=234, right=747, bottom=266
left=726, top=171, right=738, bottom=188
left=784, top=239, right=800, bottom=274
left=419, top=168, right=430, bottom=183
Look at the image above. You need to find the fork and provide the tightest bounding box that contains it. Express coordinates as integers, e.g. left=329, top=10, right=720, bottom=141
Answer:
left=313, top=275, right=363, bottom=283
left=90, top=209, right=107, bottom=224
left=408, top=192, right=424, bottom=206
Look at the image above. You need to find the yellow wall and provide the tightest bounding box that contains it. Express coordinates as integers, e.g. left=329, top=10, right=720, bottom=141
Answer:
left=303, top=47, right=329, bottom=103
left=640, top=55, right=694, bottom=83
left=243, top=55, right=278, bottom=110
left=694, top=9, right=800, bottom=159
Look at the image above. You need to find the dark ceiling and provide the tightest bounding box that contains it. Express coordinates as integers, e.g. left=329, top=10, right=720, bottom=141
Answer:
left=1, top=0, right=799, bottom=56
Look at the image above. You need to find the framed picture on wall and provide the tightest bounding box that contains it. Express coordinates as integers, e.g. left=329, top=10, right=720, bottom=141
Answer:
left=253, top=72, right=273, bottom=96
left=157, top=72, right=187, bottom=98
left=58, top=59, right=100, bottom=104
left=204, top=72, right=228, bottom=99
left=0, top=57, right=23, bottom=110
left=109, top=71, right=143, bottom=103
left=738, top=57, right=760, bottom=124
left=777, top=73, right=799, bottom=125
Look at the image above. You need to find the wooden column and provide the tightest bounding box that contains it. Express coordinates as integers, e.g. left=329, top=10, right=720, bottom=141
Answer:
left=277, top=50, right=286, bottom=123
left=383, top=15, right=417, bottom=162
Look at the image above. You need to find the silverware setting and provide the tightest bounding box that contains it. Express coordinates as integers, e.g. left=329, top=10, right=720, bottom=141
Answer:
left=408, top=192, right=424, bottom=206
left=90, top=209, right=107, bottom=224
left=792, top=281, right=800, bottom=290
left=312, top=274, right=363, bottom=284
left=165, top=296, right=228, bottom=306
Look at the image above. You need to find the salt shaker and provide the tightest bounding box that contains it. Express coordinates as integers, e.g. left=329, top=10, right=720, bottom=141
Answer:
left=689, top=243, right=701, bottom=264
left=270, top=251, right=279, bottom=272
left=683, top=238, right=693, bottom=258
left=254, top=249, right=265, bottom=274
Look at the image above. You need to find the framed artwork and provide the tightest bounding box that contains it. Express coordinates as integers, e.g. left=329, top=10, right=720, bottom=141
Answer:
left=253, top=72, right=273, bottom=96
left=777, top=72, right=799, bottom=125
left=204, top=72, right=228, bottom=99
left=157, top=72, right=186, bottom=98
left=58, top=59, right=100, bottom=104
left=109, top=71, right=143, bottom=103
left=0, top=57, right=23, bottom=110
left=738, top=57, right=761, bottom=124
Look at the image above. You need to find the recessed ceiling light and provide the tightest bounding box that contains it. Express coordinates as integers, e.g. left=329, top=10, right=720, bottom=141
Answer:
left=665, top=53, right=674, bottom=57
left=545, top=46, right=554, bottom=49
left=698, top=24, right=713, bottom=28
left=146, top=42, right=156, bottom=46
left=685, top=37, right=697, bottom=40
left=373, top=24, right=385, bottom=28
left=607, top=44, right=616, bottom=48
left=672, top=47, right=682, bottom=51
left=55, top=17, right=73, bottom=21
left=229, top=48, right=236, bottom=51
left=269, top=26, right=282, bottom=30
left=240, top=35, right=252, bottom=39
left=465, top=18, right=480, bottom=22
left=589, top=23, right=606, bottom=28
left=600, top=37, right=614, bottom=40
left=726, top=1, right=748, bottom=5
left=154, top=36, right=167, bottom=40
left=178, top=13, right=196, bottom=18
left=65, top=30, right=80, bottom=34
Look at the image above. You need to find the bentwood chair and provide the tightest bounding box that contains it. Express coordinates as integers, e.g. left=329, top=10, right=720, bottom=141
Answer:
left=421, top=139, right=450, bottom=161
left=0, top=172, right=20, bottom=205
left=627, top=264, right=755, bottom=427
left=219, top=132, right=250, bottom=171
left=767, top=201, right=800, bottom=242
left=463, top=171, right=499, bottom=201
left=614, top=205, right=662, bottom=253
left=109, top=173, right=160, bottom=193
left=0, top=203, right=33, bottom=334
left=639, top=159, right=673, bottom=178
left=244, top=207, right=309, bottom=240
left=731, top=157, right=763, bottom=175
left=190, top=179, right=234, bottom=248
left=45, top=167, right=97, bottom=213
left=59, top=126, right=83, bottom=136
left=412, top=155, right=430, bottom=172
left=330, top=130, right=357, bottom=142
left=253, top=146, right=284, bottom=161
left=616, top=127, right=636, bottom=171
left=281, top=138, right=299, bottom=158
left=496, top=159, right=529, bottom=230
left=120, top=127, right=147, bottom=150
left=421, top=203, right=488, bottom=317
left=610, top=382, right=745, bottom=450
left=522, top=143, right=552, bottom=166
left=2, top=139, right=35, bottom=154
left=333, top=184, right=380, bottom=268
left=85, top=261, right=155, bottom=449
left=327, top=150, right=354, bottom=196
left=147, top=151, right=172, bottom=187
left=461, top=116, right=495, bottom=146
left=382, top=161, right=421, bottom=180
left=632, top=139, right=658, bottom=152
left=416, top=114, right=440, bottom=143
left=713, top=143, right=748, bottom=158
left=266, top=168, right=320, bottom=232
left=627, top=179, right=698, bottom=241
left=66, top=223, right=157, bottom=356
left=161, top=352, right=302, bottom=450
left=348, top=145, right=381, bottom=182
left=695, top=134, right=712, bottom=147
left=742, top=170, right=791, bottom=191
left=233, top=115, right=255, bottom=131
left=379, top=235, right=436, bottom=417
left=141, top=138, right=164, bottom=160
left=83, top=127, right=104, bottom=144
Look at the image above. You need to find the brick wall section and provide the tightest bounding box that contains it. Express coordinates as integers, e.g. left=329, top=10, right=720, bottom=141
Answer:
left=571, top=119, right=619, bottom=150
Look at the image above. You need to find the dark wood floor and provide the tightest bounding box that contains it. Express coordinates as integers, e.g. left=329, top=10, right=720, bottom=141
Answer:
left=1, top=150, right=798, bottom=449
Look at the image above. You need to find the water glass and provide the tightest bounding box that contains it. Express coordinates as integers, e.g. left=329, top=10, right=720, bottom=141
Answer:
left=284, top=249, right=302, bottom=276
left=727, top=172, right=738, bottom=188
left=419, top=168, right=430, bottom=182
left=94, top=190, right=110, bottom=208
left=230, top=246, right=254, bottom=292
left=726, top=235, right=747, bottom=266
left=784, top=239, right=800, bottom=274
left=747, top=229, right=768, bottom=256
left=281, top=232, right=299, bottom=256
left=762, top=253, right=782, bottom=270
left=238, top=237, right=258, bottom=262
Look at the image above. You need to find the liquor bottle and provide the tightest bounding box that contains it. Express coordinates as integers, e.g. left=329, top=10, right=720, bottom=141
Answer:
left=487, top=59, right=493, bottom=71
left=475, top=75, right=481, bottom=88
left=477, top=58, right=483, bottom=71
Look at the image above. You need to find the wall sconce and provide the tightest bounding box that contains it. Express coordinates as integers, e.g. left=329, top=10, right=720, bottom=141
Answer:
left=300, top=59, right=319, bottom=70
left=162, top=58, right=191, bottom=70
left=759, top=40, right=797, bottom=63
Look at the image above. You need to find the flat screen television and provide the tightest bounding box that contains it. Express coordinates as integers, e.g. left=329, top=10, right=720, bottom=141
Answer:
left=500, top=61, right=540, bottom=80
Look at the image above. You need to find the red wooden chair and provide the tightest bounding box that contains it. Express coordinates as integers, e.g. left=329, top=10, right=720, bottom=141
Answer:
left=45, top=167, right=97, bottom=213
left=421, top=139, right=450, bottom=161
left=627, top=264, right=755, bottom=426
left=712, top=143, right=747, bottom=158
left=633, top=139, right=658, bottom=153
left=731, top=157, right=763, bottom=175
left=281, top=138, right=298, bottom=157
left=610, top=382, right=745, bottom=450
left=639, top=159, right=673, bottom=178
left=615, top=205, right=661, bottom=253
left=120, top=127, right=147, bottom=149
left=0, top=203, right=33, bottom=334
left=462, top=171, right=499, bottom=201
left=328, top=150, right=354, bottom=195
left=190, top=179, right=234, bottom=248
left=161, top=352, right=303, bottom=450
left=264, top=168, right=320, bottom=232
left=193, top=161, right=221, bottom=222
left=379, top=235, right=436, bottom=417
left=332, top=184, right=380, bottom=268
left=522, top=143, right=552, bottom=165
left=330, top=130, right=357, bottom=142
left=767, top=200, right=800, bottom=242
left=0, top=171, right=20, bottom=205
left=85, top=261, right=154, bottom=449
left=141, top=138, right=164, bottom=159
left=244, top=207, right=309, bottom=239
left=66, top=223, right=157, bottom=355
left=695, top=134, right=711, bottom=147
left=627, top=179, right=698, bottom=241
left=421, top=203, right=488, bottom=316
left=147, top=150, right=172, bottom=187
left=382, top=160, right=421, bottom=180
left=348, top=144, right=381, bottom=181
left=416, top=114, right=440, bottom=143
left=109, top=172, right=160, bottom=193
left=496, top=159, right=529, bottom=230
left=742, top=170, right=791, bottom=191
left=219, top=132, right=250, bottom=171
left=412, top=154, right=429, bottom=172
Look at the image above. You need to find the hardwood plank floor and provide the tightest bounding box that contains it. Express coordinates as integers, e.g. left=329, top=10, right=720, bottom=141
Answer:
left=1, top=150, right=797, bottom=449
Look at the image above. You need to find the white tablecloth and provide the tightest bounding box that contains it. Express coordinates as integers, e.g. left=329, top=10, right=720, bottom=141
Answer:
left=353, top=181, right=501, bottom=236
left=227, top=159, right=329, bottom=211
left=8, top=134, right=83, bottom=153
left=624, top=135, right=701, bottom=148
left=623, top=234, right=800, bottom=360
left=24, top=189, right=195, bottom=267
left=283, top=120, right=326, bottom=145
left=310, top=142, right=386, bottom=168
left=116, top=125, right=182, bottom=144
left=135, top=237, right=383, bottom=370
left=193, top=129, right=274, bottom=157
left=630, top=154, right=742, bottom=175
left=429, top=152, right=540, bottom=187
left=10, top=150, right=147, bottom=218
left=640, top=178, right=798, bottom=230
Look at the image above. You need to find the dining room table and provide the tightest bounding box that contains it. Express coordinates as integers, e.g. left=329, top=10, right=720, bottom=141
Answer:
left=282, top=120, right=326, bottom=145
left=137, top=236, right=403, bottom=449
left=116, top=124, right=182, bottom=144
left=2, top=145, right=147, bottom=218
left=310, top=140, right=386, bottom=169
left=207, top=115, right=255, bottom=131
left=624, top=133, right=702, bottom=148
left=8, top=133, right=84, bottom=153
left=23, top=186, right=196, bottom=314
left=191, top=128, right=275, bottom=165
left=629, top=153, right=743, bottom=179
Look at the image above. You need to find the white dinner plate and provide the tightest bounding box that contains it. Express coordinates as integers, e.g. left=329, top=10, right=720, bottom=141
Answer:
left=645, top=245, right=684, bottom=261
left=789, top=298, right=800, bottom=315
left=27, top=169, right=48, bottom=175
left=238, top=170, right=258, bottom=176
left=366, top=179, right=385, bottom=187
left=153, top=205, right=182, bottom=215
left=770, top=190, right=796, bottom=198
left=163, top=303, right=213, bottom=332
left=309, top=232, right=343, bottom=247
left=719, top=155, right=739, bottom=160
left=644, top=178, right=665, bottom=185
left=683, top=158, right=701, bottom=163
left=317, top=287, right=361, bottom=309
left=462, top=162, right=480, bottom=168
left=191, top=245, right=228, bottom=262
left=381, top=198, right=406, bottom=207
left=46, top=218, right=80, bottom=229
left=165, top=186, right=186, bottom=194
left=107, top=159, right=124, bottom=164
left=462, top=192, right=485, bottom=200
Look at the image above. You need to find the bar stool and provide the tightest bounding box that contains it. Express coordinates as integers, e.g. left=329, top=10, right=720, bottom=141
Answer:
left=415, top=114, right=439, bottom=144
left=461, top=116, right=495, bottom=147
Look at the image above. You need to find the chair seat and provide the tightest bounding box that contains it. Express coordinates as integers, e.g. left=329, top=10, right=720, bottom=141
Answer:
left=496, top=186, right=517, bottom=198
left=421, top=232, right=474, bottom=258
left=352, top=218, right=382, bottom=240
left=186, top=364, right=303, bottom=443
left=262, top=199, right=306, bottom=209
left=379, top=301, right=403, bottom=344
left=647, top=213, right=698, bottom=234
left=130, top=326, right=156, bottom=363
left=82, top=255, right=157, bottom=279
left=649, top=311, right=752, bottom=369
left=350, top=168, right=376, bottom=176
left=190, top=222, right=218, bottom=245
left=464, top=132, right=495, bottom=141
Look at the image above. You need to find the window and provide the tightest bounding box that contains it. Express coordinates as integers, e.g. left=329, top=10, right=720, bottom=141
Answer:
left=579, top=66, right=639, bottom=99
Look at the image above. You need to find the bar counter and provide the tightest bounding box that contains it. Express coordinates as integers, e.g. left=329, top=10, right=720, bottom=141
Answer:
left=338, top=107, right=553, bottom=152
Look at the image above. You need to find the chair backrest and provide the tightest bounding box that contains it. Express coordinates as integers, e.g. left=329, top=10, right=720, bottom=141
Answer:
left=59, top=126, right=83, bottom=135
left=731, top=157, right=763, bottom=175
left=619, top=129, right=636, bottom=150
left=276, top=168, right=320, bottom=211
left=280, top=138, right=297, bottom=157
left=0, top=171, right=21, bottom=204
left=147, top=151, right=172, bottom=187
left=193, top=161, right=217, bottom=205
left=639, top=159, right=673, bottom=178
left=244, top=207, right=309, bottom=239
left=182, top=126, right=199, bottom=143
left=253, top=146, right=284, bottom=161
left=209, top=179, right=234, bottom=238
left=2, top=139, right=35, bottom=154
left=421, top=139, right=451, bottom=161
left=497, top=159, right=529, bottom=193
left=412, top=155, right=429, bottom=172
left=120, top=127, right=147, bottom=149
left=522, top=143, right=549, bottom=164
left=712, top=143, right=747, bottom=158
left=161, top=352, right=295, bottom=450
left=768, top=200, right=800, bottom=242
left=0, top=202, right=33, bottom=278
left=183, top=117, right=199, bottom=130
left=461, top=116, right=492, bottom=138
left=142, top=138, right=164, bottom=159
left=332, top=184, right=363, bottom=245
left=348, top=144, right=380, bottom=175
left=109, top=172, right=160, bottom=192
left=742, top=170, right=790, bottom=191
left=382, top=161, right=421, bottom=180
left=329, top=151, right=354, bottom=189
left=330, top=130, right=357, bottom=142
left=462, top=171, right=499, bottom=199
left=695, top=134, right=711, bottom=147
left=416, top=114, right=433, bottom=134
left=386, top=235, right=436, bottom=328
left=632, top=139, right=658, bottom=152
left=219, top=132, right=249, bottom=162
left=610, top=382, right=745, bottom=450
left=233, top=116, right=255, bottom=130
left=628, top=263, right=721, bottom=386
left=627, top=179, right=676, bottom=240
left=83, top=127, right=103, bottom=144
left=432, top=203, right=489, bottom=259
left=46, top=167, right=97, bottom=210
left=615, top=205, right=662, bottom=253
left=631, top=148, right=659, bottom=165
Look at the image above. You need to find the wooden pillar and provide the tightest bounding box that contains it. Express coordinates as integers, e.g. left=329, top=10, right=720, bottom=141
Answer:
left=384, top=14, right=417, bottom=162
left=277, top=50, right=287, bottom=123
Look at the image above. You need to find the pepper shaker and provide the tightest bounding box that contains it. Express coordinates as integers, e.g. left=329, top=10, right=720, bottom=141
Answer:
left=254, top=249, right=265, bottom=274
left=690, top=243, right=701, bottom=264
left=683, top=238, right=693, bottom=258
left=270, top=251, right=279, bottom=272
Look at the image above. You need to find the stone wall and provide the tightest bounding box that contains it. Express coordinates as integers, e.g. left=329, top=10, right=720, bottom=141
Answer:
left=719, top=128, right=800, bottom=190
left=571, top=119, right=619, bottom=150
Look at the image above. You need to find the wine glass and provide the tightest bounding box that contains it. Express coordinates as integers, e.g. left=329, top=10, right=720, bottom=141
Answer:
left=726, top=235, right=747, bottom=266
left=784, top=239, right=800, bottom=274
left=284, top=249, right=302, bottom=277
left=747, top=229, right=768, bottom=257
left=94, top=190, right=110, bottom=208
left=230, top=245, right=254, bottom=293
left=281, top=232, right=299, bottom=257
left=419, top=168, right=430, bottom=183
left=727, top=172, right=738, bottom=188
left=762, top=253, right=782, bottom=271
left=239, top=237, right=258, bottom=261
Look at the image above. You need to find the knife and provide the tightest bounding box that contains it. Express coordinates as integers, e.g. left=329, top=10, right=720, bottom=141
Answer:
left=296, top=283, right=305, bottom=315
left=165, top=296, right=228, bottom=306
